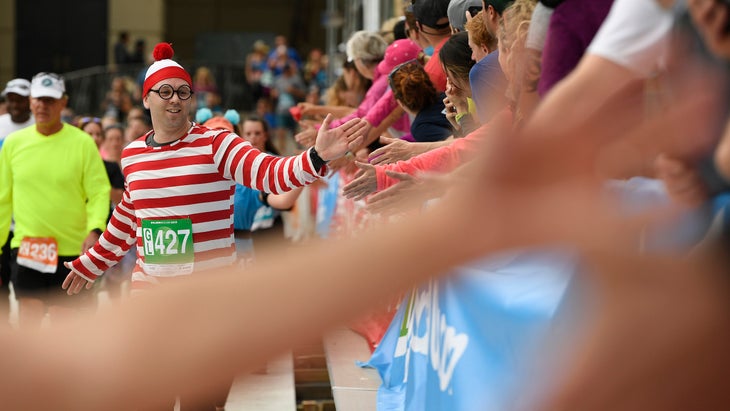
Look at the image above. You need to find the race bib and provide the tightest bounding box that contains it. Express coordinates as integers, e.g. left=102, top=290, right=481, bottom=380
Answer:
left=141, top=218, right=194, bottom=276
left=17, top=237, right=58, bottom=273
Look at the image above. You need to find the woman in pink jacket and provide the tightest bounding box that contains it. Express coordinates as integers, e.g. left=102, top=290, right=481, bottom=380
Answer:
left=295, top=35, right=421, bottom=149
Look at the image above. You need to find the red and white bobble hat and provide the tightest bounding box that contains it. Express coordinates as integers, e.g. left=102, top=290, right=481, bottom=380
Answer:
left=142, top=43, right=193, bottom=97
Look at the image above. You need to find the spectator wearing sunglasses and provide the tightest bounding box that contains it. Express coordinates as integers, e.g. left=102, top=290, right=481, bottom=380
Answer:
left=0, top=72, right=111, bottom=329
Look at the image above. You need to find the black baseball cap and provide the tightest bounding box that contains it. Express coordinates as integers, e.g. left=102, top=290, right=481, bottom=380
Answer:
left=412, top=0, right=451, bottom=29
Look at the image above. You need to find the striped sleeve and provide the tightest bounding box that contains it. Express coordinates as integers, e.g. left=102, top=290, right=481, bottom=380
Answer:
left=211, top=131, right=325, bottom=194
left=69, top=188, right=138, bottom=281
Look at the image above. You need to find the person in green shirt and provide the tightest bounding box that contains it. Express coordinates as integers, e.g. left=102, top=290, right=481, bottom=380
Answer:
left=0, top=72, right=110, bottom=328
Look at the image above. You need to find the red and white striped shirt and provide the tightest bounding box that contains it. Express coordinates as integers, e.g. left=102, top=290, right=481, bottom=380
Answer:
left=70, top=124, right=325, bottom=286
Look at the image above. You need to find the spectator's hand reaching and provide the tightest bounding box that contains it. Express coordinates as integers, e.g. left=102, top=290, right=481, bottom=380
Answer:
left=325, top=155, right=354, bottom=173
left=314, top=114, right=368, bottom=161
left=369, top=136, right=418, bottom=165
left=342, top=162, right=378, bottom=201
left=367, top=171, right=449, bottom=216
left=295, top=124, right=317, bottom=148
left=297, top=102, right=318, bottom=117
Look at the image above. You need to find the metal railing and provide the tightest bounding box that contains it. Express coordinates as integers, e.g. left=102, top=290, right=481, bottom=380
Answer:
left=63, top=62, right=256, bottom=118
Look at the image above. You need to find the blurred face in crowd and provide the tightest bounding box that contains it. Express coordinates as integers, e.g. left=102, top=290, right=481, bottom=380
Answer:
left=82, top=121, right=104, bottom=148
left=125, top=118, right=151, bottom=146
left=242, top=120, right=268, bottom=152
left=353, top=58, right=375, bottom=80
left=104, top=126, right=124, bottom=159
left=127, top=106, right=146, bottom=123
left=143, top=77, right=192, bottom=132
left=5, top=93, right=31, bottom=123
left=342, top=66, right=359, bottom=89
left=111, top=77, right=127, bottom=93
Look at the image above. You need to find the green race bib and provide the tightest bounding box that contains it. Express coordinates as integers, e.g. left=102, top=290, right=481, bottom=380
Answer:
left=141, top=218, right=194, bottom=276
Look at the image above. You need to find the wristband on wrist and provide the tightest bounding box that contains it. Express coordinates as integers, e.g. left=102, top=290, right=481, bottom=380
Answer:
left=91, top=228, right=103, bottom=236
left=309, top=147, right=329, bottom=171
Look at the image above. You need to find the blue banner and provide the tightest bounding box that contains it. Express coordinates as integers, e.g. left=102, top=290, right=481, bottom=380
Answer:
left=364, top=249, right=577, bottom=411
left=316, top=173, right=339, bottom=238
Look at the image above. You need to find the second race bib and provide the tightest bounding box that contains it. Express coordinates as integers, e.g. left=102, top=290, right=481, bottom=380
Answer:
left=17, top=237, right=58, bottom=273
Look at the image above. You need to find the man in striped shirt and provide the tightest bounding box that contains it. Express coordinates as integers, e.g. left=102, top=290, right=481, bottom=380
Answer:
left=62, top=43, right=367, bottom=294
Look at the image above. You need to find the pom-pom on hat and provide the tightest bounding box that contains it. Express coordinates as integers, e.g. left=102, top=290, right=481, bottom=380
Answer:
left=195, top=107, right=213, bottom=124
left=142, top=43, right=193, bottom=97
left=223, top=109, right=240, bottom=126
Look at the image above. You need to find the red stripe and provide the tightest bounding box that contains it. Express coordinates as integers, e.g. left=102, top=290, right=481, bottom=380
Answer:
left=71, top=260, right=98, bottom=280
left=133, top=189, right=231, bottom=209
left=275, top=160, right=287, bottom=193
left=129, top=172, right=223, bottom=190
left=101, top=227, right=131, bottom=249
left=113, top=199, right=137, bottom=220
left=129, top=209, right=233, bottom=235
left=86, top=252, right=113, bottom=273
left=229, top=145, right=250, bottom=186
left=254, top=155, right=278, bottom=191
left=266, top=157, right=280, bottom=193
left=186, top=208, right=234, bottom=224
left=107, top=216, right=132, bottom=238
left=125, top=154, right=213, bottom=175
left=193, top=227, right=233, bottom=243
left=301, top=150, right=314, bottom=175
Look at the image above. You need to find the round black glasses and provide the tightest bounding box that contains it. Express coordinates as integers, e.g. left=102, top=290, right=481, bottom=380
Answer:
left=149, top=84, right=194, bottom=100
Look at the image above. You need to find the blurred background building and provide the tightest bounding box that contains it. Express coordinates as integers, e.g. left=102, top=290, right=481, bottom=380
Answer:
left=0, top=0, right=405, bottom=113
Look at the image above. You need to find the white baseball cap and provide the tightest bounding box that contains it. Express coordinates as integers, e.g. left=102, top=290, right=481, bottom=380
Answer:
left=30, top=72, right=66, bottom=99
left=1, top=78, right=31, bottom=98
